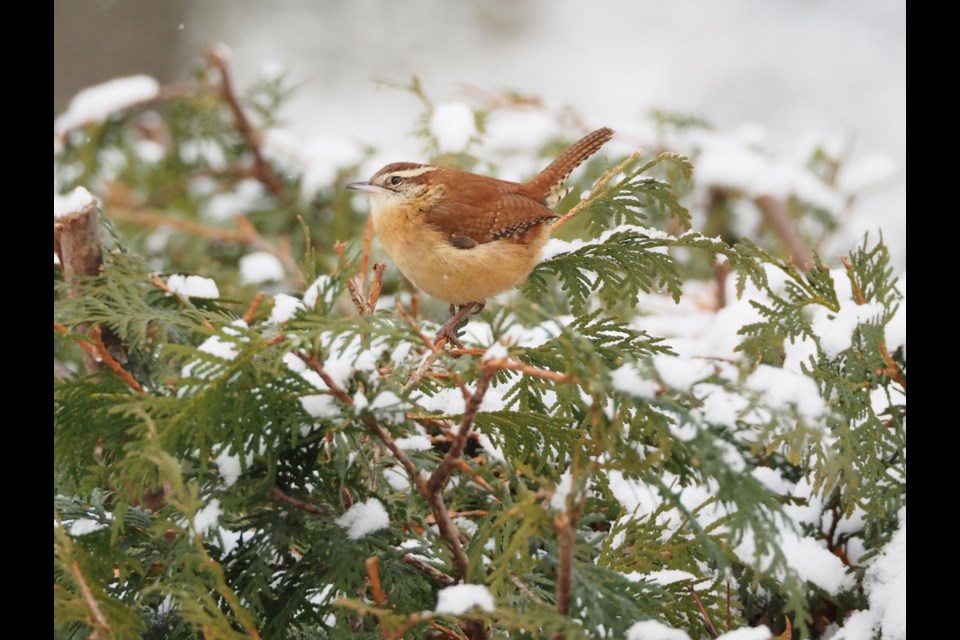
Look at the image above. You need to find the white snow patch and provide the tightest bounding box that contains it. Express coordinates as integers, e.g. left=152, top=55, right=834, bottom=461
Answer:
left=434, top=584, right=495, bottom=615
left=269, top=294, right=305, bottom=324
left=735, top=525, right=853, bottom=595
left=831, top=508, right=906, bottom=640
left=715, top=627, right=773, bottom=640
left=55, top=75, right=159, bottom=135
left=54, top=187, right=97, bottom=218
left=215, top=449, right=246, bottom=487
left=166, top=274, right=220, bottom=299
left=550, top=470, right=573, bottom=509
left=744, top=365, right=825, bottom=421
left=69, top=518, right=107, bottom=536
left=335, top=499, right=389, bottom=539
left=395, top=435, right=433, bottom=452
left=811, top=300, right=887, bottom=358
left=429, top=102, right=477, bottom=152
left=240, top=251, right=285, bottom=284
left=611, top=363, right=659, bottom=399
left=653, top=355, right=714, bottom=393
left=194, top=499, right=222, bottom=535
left=300, top=394, right=339, bottom=418
left=622, top=569, right=698, bottom=586
left=626, top=619, right=691, bottom=640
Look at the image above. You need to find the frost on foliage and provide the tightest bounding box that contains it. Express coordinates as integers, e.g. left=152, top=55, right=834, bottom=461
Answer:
left=334, top=499, right=389, bottom=540
left=166, top=274, right=220, bottom=299
left=625, top=619, right=691, bottom=640
left=240, top=251, right=285, bottom=284
left=434, top=584, right=495, bottom=615
left=55, top=75, right=159, bottom=136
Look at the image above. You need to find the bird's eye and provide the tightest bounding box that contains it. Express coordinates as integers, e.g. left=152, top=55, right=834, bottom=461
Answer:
left=390, top=176, right=404, bottom=186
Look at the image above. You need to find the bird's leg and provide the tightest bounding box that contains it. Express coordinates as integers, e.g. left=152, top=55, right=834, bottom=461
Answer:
left=435, top=301, right=482, bottom=349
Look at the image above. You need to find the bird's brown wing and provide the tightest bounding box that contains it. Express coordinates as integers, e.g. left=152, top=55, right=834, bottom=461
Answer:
left=424, top=171, right=558, bottom=247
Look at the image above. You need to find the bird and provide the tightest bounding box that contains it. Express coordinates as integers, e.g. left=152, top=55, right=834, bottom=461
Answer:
left=347, top=127, right=614, bottom=347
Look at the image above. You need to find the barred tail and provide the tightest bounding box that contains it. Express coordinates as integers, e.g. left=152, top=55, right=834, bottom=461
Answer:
left=526, top=127, right=614, bottom=201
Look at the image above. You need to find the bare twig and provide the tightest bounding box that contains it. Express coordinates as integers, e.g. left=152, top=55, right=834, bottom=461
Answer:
left=150, top=272, right=175, bottom=295
left=365, top=556, right=386, bottom=606
left=269, top=486, right=326, bottom=516
left=427, top=370, right=494, bottom=495
left=54, top=323, right=145, bottom=393
left=878, top=342, right=907, bottom=390
left=71, top=560, right=112, bottom=638
left=482, top=358, right=580, bottom=385
left=347, top=263, right=387, bottom=317
left=687, top=584, right=719, bottom=638
left=401, top=554, right=457, bottom=586
left=242, top=291, right=267, bottom=324
left=295, top=350, right=420, bottom=483
left=205, top=47, right=283, bottom=197
left=106, top=206, right=249, bottom=243
left=841, top=256, right=866, bottom=305
left=754, top=194, right=812, bottom=271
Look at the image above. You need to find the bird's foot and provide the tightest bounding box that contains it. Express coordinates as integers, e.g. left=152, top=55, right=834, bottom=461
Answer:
left=435, top=301, right=483, bottom=349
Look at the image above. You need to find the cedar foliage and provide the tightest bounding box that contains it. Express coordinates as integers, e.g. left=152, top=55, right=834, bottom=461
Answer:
left=54, top=57, right=905, bottom=639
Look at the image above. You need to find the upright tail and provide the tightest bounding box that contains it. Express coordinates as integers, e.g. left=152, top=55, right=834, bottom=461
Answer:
left=525, top=127, right=615, bottom=203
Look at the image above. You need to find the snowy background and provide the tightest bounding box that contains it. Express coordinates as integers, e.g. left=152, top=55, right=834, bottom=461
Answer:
left=55, top=0, right=905, bottom=267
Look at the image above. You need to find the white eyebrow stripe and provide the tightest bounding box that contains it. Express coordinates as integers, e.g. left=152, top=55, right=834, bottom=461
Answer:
left=388, top=166, right=438, bottom=179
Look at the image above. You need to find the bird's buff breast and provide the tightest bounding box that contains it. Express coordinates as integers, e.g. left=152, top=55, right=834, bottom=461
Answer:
left=372, top=206, right=547, bottom=305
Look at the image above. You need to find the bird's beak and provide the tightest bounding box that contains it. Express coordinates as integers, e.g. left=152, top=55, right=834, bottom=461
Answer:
left=346, top=181, right=386, bottom=193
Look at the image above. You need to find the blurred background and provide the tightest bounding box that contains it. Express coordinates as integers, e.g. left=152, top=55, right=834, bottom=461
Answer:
left=54, top=0, right=905, bottom=265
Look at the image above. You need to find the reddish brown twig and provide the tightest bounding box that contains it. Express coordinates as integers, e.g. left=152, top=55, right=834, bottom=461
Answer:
left=841, top=256, right=866, bottom=305
left=454, top=459, right=498, bottom=496
left=755, top=195, right=812, bottom=271
left=54, top=323, right=145, bottom=393
left=269, top=486, right=326, bottom=516
left=401, top=554, right=457, bottom=586
left=71, top=560, right=112, bottom=638
left=427, top=370, right=494, bottom=495
left=347, top=263, right=387, bottom=317
left=482, top=358, right=580, bottom=385
left=687, top=584, right=719, bottom=638
left=150, top=272, right=175, bottom=295
left=365, top=556, right=386, bottom=606
left=106, top=206, right=249, bottom=243
left=205, top=47, right=283, bottom=197
left=242, top=292, right=267, bottom=324
left=878, top=342, right=907, bottom=390
left=295, top=350, right=420, bottom=484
